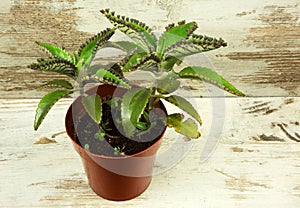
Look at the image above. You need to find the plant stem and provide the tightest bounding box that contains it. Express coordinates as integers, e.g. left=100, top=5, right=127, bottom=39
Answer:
left=148, top=87, right=157, bottom=111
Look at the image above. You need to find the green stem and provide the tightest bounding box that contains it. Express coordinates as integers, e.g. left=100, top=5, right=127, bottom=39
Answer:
left=152, top=94, right=165, bottom=107
left=148, top=87, right=157, bottom=111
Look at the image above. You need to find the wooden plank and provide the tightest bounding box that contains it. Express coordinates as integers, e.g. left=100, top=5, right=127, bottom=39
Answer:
left=0, top=0, right=299, bottom=98
left=0, top=97, right=299, bottom=207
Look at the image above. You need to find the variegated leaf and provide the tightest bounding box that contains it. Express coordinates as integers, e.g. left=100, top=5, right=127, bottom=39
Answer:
left=166, top=113, right=201, bottom=138
left=35, top=42, right=73, bottom=63
left=82, top=94, right=102, bottom=124
left=34, top=90, right=71, bottom=130
left=121, top=88, right=151, bottom=136
left=100, top=9, right=157, bottom=52
left=177, top=66, right=245, bottom=96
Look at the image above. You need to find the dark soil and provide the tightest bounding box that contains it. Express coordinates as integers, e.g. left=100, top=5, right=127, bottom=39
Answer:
left=70, top=97, right=166, bottom=157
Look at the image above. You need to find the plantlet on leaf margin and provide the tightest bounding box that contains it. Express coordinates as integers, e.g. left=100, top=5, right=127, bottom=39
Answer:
left=29, top=8, right=245, bottom=149
left=28, top=8, right=246, bottom=201
left=97, top=9, right=244, bottom=139
left=29, top=28, right=116, bottom=130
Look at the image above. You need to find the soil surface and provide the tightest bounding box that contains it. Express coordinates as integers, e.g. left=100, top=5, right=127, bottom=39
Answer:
left=69, top=97, right=166, bottom=157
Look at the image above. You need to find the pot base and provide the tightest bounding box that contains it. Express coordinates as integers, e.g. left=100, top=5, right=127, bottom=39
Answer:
left=78, top=150, right=155, bottom=201
left=90, top=176, right=152, bottom=201
left=65, top=85, right=167, bottom=201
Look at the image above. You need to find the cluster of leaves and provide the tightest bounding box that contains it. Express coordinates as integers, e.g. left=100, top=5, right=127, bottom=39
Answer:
left=29, top=9, right=245, bottom=140
left=29, top=28, right=116, bottom=130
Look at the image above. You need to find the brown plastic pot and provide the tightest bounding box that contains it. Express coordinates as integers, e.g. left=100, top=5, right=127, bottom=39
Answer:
left=65, top=84, right=167, bottom=201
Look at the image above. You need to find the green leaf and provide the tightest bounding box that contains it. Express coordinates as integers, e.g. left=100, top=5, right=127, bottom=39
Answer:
left=95, top=69, right=130, bottom=88
left=75, top=58, right=84, bottom=72
left=156, top=22, right=197, bottom=58
left=82, top=94, right=102, bottom=124
left=107, top=63, right=125, bottom=79
left=136, top=121, right=148, bottom=130
left=177, top=66, right=245, bottom=96
left=73, top=52, right=79, bottom=65
left=166, top=113, right=201, bottom=138
left=161, top=56, right=182, bottom=71
left=39, top=79, right=73, bottom=90
left=104, top=41, right=145, bottom=53
left=34, top=90, right=71, bottom=130
left=100, top=9, right=157, bottom=52
left=164, top=40, right=202, bottom=59
left=122, top=52, right=147, bottom=71
left=157, top=72, right=180, bottom=94
left=28, top=57, right=77, bottom=78
left=94, top=129, right=106, bottom=142
left=164, top=95, right=202, bottom=125
left=123, top=53, right=159, bottom=72
left=164, top=33, right=226, bottom=60
left=121, top=88, right=151, bottom=136
left=36, top=42, right=73, bottom=62
left=157, top=79, right=180, bottom=94
left=78, top=28, right=115, bottom=66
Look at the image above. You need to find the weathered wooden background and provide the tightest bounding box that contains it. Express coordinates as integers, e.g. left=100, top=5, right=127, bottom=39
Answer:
left=0, top=0, right=299, bottom=97
left=0, top=0, right=299, bottom=207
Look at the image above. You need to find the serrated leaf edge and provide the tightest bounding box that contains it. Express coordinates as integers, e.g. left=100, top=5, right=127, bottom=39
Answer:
left=39, top=79, right=73, bottom=90
left=177, top=66, right=245, bottom=96
left=78, top=28, right=115, bottom=62
left=100, top=9, right=157, bottom=52
left=81, top=94, right=102, bottom=124
left=164, top=95, right=202, bottom=125
left=35, top=41, right=73, bottom=63
left=121, top=88, right=151, bottom=136
left=34, top=90, right=71, bottom=130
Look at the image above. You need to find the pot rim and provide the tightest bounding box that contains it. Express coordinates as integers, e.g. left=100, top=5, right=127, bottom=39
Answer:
left=65, top=84, right=167, bottom=160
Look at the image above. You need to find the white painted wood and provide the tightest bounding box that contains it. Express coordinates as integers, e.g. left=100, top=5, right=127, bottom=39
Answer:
left=0, top=0, right=299, bottom=207
left=0, top=0, right=299, bottom=97
left=0, top=97, right=299, bottom=207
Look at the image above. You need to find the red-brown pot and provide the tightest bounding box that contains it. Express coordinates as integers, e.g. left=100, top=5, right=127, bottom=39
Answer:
left=65, top=84, right=167, bottom=201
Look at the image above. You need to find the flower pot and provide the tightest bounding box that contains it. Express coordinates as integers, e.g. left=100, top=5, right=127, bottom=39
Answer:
left=65, top=84, right=167, bottom=201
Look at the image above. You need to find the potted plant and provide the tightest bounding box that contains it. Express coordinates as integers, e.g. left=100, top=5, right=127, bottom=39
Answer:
left=28, top=9, right=244, bottom=201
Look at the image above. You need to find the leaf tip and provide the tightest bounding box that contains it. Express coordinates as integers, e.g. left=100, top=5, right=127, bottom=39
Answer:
left=34, top=113, right=41, bottom=131
left=239, top=92, right=246, bottom=97
left=234, top=89, right=245, bottom=97
left=195, top=131, right=201, bottom=138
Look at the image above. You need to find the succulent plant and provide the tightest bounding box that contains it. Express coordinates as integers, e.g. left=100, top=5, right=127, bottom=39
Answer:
left=29, top=9, right=244, bottom=141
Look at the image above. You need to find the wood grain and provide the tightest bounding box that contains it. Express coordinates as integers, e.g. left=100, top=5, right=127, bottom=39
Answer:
left=0, top=0, right=299, bottom=98
left=225, top=4, right=300, bottom=95
left=0, top=97, right=299, bottom=207
left=0, top=0, right=299, bottom=207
